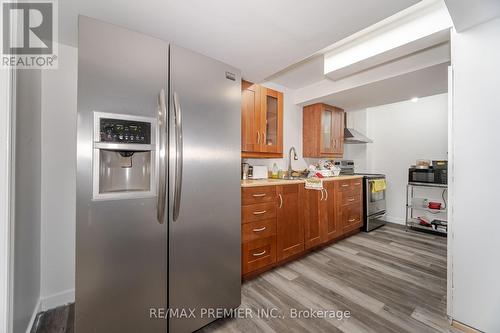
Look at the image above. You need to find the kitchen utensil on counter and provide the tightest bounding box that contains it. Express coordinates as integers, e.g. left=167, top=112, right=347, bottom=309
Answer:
left=251, top=165, right=268, bottom=179
left=241, top=163, right=250, bottom=180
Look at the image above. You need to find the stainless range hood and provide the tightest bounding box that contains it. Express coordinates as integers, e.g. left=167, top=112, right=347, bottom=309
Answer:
left=344, top=127, right=373, bottom=144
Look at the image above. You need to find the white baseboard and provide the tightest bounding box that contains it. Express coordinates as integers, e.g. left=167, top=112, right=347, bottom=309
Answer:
left=25, top=298, right=41, bottom=333
left=385, top=215, right=405, bottom=225
left=40, top=289, right=75, bottom=311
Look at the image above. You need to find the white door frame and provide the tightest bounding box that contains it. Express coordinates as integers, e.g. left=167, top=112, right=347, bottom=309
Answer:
left=0, top=67, right=15, bottom=333
left=446, top=65, right=454, bottom=320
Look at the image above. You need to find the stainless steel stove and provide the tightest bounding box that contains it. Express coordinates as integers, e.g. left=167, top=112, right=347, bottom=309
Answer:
left=355, top=173, right=387, bottom=232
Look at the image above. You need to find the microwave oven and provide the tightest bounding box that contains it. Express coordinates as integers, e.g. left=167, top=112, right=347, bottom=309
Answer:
left=408, top=167, right=447, bottom=185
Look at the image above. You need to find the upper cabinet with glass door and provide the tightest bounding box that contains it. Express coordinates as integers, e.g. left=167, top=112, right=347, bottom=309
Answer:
left=241, top=80, right=283, bottom=158
left=303, top=103, right=345, bottom=158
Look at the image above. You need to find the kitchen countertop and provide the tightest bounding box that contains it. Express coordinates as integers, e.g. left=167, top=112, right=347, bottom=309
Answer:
left=241, top=175, right=363, bottom=187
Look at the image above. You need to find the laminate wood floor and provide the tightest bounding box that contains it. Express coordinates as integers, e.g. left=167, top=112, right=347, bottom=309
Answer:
left=200, top=223, right=458, bottom=333
left=33, top=224, right=457, bottom=333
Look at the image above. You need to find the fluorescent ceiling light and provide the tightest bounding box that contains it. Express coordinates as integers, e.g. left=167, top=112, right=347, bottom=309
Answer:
left=324, top=0, right=453, bottom=78
left=411, top=97, right=419, bottom=103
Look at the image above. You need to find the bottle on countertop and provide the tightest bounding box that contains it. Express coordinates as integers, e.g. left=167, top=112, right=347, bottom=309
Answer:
left=271, top=163, right=279, bottom=179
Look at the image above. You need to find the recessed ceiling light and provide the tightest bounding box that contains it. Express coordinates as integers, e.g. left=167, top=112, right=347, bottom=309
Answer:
left=411, top=97, right=419, bottom=103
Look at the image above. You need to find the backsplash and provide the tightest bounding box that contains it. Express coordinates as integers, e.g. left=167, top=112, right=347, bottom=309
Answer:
left=242, top=157, right=319, bottom=173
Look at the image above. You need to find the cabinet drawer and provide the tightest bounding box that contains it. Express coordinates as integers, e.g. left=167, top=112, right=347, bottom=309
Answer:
left=242, top=202, right=276, bottom=223
left=338, top=180, right=352, bottom=191
left=340, top=190, right=362, bottom=206
left=351, top=178, right=363, bottom=189
left=337, top=178, right=363, bottom=192
left=242, top=186, right=276, bottom=205
left=342, top=204, right=363, bottom=232
left=242, top=236, right=276, bottom=274
left=242, top=219, right=276, bottom=243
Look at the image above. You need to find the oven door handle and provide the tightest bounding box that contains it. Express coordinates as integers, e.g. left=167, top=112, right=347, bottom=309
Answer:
left=370, top=211, right=387, bottom=219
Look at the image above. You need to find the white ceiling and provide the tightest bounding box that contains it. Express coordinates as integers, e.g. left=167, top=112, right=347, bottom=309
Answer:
left=318, top=62, right=449, bottom=111
left=59, top=0, right=420, bottom=82
left=444, top=0, right=500, bottom=32
left=267, top=55, right=325, bottom=89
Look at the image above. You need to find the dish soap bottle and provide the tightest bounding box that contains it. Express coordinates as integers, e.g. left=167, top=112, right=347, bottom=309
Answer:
left=271, top=163, right=279, bottom=179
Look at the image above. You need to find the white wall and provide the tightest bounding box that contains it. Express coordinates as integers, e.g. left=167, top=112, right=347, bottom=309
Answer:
left=40, top=44, right=78, bottom=308
left=450, top=17, right=500, bottom=332
left=344, top=93, right=448, bottom=223
left=13, top=70, right=42, bottom=333
left=243, top=82, right=310, bottom=171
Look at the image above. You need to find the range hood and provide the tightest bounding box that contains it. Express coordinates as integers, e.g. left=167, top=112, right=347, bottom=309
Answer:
left=344, top=128, right=373, bottom=144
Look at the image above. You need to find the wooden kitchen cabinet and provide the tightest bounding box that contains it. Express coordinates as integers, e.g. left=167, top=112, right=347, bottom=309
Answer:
left=303, top=103, right=345, bottom=158
left=301, top=186, right=323, bottom=250
left=241, top=177, right=362, bottom=278
left=242, top=236, right=277, bottom=275
left=276, top=184, right=304, bottom=261
left=336, top=179, right=363, bottom=233
left=302, top=181, right=339, bottom=249
left=241, top=80, right=261, bottom=153
left=241, top=185, right=278, bottom=275
left=241, top=80, right=283, bottom=158
left=323, top=181, right=340, bottom=241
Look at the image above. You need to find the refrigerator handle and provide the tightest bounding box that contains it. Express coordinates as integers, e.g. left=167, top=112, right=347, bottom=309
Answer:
left=172, top=92, right=183, bottom=222
left=156, top=89, right=167, bottom=224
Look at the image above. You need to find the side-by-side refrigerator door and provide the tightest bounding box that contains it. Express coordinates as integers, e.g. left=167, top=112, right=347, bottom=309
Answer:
left=76, top=16, right=168, bottom=333
left=168, top=45, right=242, bottom=333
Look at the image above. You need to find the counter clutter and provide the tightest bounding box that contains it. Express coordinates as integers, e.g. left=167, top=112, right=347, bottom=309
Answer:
left=241, top=175, right=362, bottom=187
left=240, top=176, right=363, bottom=278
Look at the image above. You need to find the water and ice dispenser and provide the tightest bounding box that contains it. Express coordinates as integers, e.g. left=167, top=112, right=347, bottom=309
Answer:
left=92, top=112, right=157, bottom=200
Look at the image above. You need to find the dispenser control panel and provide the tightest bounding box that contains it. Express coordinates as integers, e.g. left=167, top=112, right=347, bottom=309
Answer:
left=99, top=118, right=151, bottom=144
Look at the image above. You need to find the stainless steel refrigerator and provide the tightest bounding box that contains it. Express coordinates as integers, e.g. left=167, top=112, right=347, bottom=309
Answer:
left=76, top=16, right=241, bottom=333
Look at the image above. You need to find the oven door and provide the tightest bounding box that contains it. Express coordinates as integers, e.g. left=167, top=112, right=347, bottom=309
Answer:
left=366, top=178, right=387, bottom=216
left=366, top=211, right=387, bottom=231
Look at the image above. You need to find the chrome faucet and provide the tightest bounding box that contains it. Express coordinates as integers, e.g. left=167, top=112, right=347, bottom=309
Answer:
left=286, top=146, right=299, bottom=179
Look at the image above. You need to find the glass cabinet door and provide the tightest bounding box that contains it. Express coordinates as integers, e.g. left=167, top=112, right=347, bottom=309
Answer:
left=332, top=109, right=344, bottom=155
left=265, top=94, right=278, bottom=147
left=262, top=87, right=282, bottom=153
left=320, top=109, right=334, bottom=153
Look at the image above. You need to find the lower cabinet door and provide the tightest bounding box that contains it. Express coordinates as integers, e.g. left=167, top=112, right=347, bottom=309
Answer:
left=342, top=203, right=363, bottom=233
left=302, top=186, right=323, bottom=250
left=242, top=236, right=277, bottom=274
left=322, top=181, right=340, bottom=241
left=277, top=184, right=304, bottom=261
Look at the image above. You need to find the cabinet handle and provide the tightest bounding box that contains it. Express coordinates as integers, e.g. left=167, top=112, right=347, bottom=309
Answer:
left=324, top=188, right=328, bottom=201
left=253, top=210, right=267, bottom=215
left=252, top=250, right=266, bottom=257
left=262, top=132, right=266, bottom=145
left=278, top=194, right=283, bottom=208
left=320, top=189, right=324, bottom=201
left=257, top=131, right=260, bottom=144
left=252, top=193, right=266, bottom=197
left=348, top=198, right=355, bottom=202
left=253, top=227, right=267, bottom=232
left=354, top=182, right=361, bottom=186
left=341, top=184, right=349, bottom=188
left=348, top=218, right=356, bottom=222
